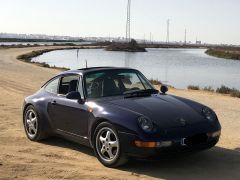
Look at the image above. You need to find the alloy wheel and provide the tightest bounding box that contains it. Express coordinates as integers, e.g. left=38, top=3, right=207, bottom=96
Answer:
left=25, top=109, right=38, bottom=138
left=96, top=127, right=119, bottom=162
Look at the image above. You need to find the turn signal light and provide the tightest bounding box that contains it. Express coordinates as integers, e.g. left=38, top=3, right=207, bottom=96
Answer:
left=135, top=141, right=157, bottom=148
left=134, top=140, right=173, bottom=148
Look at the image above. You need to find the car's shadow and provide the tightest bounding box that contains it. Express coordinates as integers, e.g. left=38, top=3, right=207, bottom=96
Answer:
left=41, top=137, right=95, bottom=157
left=119, top=147, right=240, bottom=179
left=41, top=137, right=240, bottom=179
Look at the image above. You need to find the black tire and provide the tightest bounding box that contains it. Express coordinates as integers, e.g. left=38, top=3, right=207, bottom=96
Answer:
left=23, top=105, right=48, bottom=141
left=93, top=122, right=128, bottom=167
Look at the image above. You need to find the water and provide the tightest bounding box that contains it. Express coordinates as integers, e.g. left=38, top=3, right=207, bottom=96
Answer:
left=32, top=48, right=240, bottom=89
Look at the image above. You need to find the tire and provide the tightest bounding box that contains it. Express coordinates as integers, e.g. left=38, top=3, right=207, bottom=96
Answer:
left=93, top=122, right=128, bottom=167
left=23, top=105, right=48, bottom=141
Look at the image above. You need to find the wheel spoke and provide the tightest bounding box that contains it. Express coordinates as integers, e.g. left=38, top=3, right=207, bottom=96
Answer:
left=31, top=117, right=37, bottom=123
left=99, top=136, right=106, bottom=143
left=28, top=126, right=33, bottom=134
left=109, top=140, right=118, bottom=148
left=29, top=111, right=33, bottom=119
left=31, top=126, right=37, bottom=133
left=26, top=119, right=31, bottom=125
left=101, top=146, right=106, bottom=154
left=107, top=149, right=114, bottom=159
left=106, top=131, right=111, bottom=141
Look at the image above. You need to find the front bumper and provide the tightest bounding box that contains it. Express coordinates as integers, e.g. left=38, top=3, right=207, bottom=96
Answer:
left=119, top=131, right=220, bottom=158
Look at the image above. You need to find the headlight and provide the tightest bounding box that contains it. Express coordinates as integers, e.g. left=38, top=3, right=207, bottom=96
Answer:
left=202, top=107, right=217, bottom=122
left=138, top=116, right=154, bottom=133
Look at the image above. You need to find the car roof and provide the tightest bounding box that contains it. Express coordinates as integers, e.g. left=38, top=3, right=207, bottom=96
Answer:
left=58, top=67, right=137, bottom=76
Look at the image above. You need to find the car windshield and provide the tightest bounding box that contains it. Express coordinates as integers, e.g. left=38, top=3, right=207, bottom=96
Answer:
left=84, top=69, right=156, bottom=98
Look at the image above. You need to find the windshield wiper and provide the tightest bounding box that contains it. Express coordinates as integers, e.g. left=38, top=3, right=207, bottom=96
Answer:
left=124, top=89, right=159, bottom=98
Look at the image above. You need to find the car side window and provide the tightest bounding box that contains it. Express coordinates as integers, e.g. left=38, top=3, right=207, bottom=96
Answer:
left=58, top=75, right=79, bottom=95
left=45, top=78, right=60, bottom=94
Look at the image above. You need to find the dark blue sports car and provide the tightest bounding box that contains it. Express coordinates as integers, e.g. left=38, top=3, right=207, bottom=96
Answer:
left=23, top=67, right=221, bottom=167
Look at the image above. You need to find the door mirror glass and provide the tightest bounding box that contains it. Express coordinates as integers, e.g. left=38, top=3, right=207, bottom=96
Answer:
left=66, top=91, right=81, bottom=100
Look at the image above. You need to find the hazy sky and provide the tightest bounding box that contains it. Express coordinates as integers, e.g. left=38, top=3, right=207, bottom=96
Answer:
left=0, top=0, right=240, bottom=44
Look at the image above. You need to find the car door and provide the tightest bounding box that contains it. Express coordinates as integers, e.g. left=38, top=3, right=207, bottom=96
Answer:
left=47, top=74, right=89, bottom=137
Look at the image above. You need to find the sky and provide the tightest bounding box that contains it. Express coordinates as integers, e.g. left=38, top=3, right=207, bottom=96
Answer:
left=0, top=0, right=240, bottom=45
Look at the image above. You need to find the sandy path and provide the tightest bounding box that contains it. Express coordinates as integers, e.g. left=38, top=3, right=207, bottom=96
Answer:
left=0, top=47, right=239, bottom=179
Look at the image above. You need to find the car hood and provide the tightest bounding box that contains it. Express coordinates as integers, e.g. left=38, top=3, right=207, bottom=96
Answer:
left=102, top=94, right=206, bottom=129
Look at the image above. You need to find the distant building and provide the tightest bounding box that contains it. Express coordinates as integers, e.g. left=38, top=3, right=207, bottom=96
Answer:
left=196, top=40, right=201, bottom=45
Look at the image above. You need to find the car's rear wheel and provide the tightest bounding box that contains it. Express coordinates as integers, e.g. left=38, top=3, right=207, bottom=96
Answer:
left=23, top=105, right=48, bottom=141
left=93, top=122, right=128, bottom=167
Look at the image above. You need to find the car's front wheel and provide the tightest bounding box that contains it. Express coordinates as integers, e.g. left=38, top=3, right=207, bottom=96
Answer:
left=23, top=105, right=48, bottom=141
left=93, top=122, right=128, bottom=167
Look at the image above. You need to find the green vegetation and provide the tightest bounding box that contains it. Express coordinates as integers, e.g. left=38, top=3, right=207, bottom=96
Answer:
left=216, top=85, right=240, bottom=98
left=216, top=85, right=232, bottom=94
left=16, top=47, right=87, bottom=71
left=106, top=39, right=146, bottom=52
left=187, top=85, right=200, bottom=90
left=17, top=49, right=53, bottom=61
left=230, top=89, right=240, bottom=98
left=187, top=85, right=240, bottom=98
left=203, top=86, right=214, bottom=92
left=206, top=48, right=240, bottom=60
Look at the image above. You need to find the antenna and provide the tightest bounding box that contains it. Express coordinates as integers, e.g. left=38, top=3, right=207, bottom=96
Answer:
left=76, top=49, right=80, bottom=69
left=85, top=59, right=88, bottom=68
left=126, top=0, right=131, bottom=42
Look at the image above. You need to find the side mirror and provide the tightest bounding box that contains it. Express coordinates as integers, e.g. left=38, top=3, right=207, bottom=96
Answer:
left=160, top=85, right=168, bottom=94
left=66, top=91, right=85, bottom=104
left=66, top=91, right=81, bottom=100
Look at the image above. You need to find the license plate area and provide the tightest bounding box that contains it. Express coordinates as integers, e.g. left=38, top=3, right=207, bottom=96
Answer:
left=181, top=134, right=208, bottom=146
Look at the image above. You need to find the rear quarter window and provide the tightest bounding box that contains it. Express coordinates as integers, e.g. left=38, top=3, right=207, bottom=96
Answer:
left=45, top=78, right=59, bottom=94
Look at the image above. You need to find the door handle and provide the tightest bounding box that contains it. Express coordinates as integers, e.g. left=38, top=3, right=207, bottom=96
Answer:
left=51, top=100, right=57, bottom=105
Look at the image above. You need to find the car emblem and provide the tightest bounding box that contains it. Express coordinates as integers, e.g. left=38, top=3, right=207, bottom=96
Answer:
left=178, top=118, right=187, bottom=126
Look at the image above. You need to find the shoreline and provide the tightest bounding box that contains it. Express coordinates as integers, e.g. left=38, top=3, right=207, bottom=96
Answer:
left=205, top=48, right=240, bottom=60
left=16, top=45, right=105, bottom=70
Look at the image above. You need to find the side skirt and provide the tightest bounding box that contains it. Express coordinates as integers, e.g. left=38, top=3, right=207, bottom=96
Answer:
left=56, top=129, right=91, bottom=148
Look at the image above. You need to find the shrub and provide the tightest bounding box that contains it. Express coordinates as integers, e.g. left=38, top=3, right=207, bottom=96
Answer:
left=216, top=85, right=232, bottom=94
left=230, top=89, right=240, bottom=98
left=203, top=86, right=215, bottom=92
left=41, top=62, right=50, bottom=68
left=187, top=85, right=200, bottom=90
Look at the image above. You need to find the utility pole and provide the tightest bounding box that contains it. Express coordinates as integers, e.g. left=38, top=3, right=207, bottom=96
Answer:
left=166, top=19, right=170, bottom=44
left=126, top=0, right=131, bottom=42
left=184, top=29, right=187, bottom=44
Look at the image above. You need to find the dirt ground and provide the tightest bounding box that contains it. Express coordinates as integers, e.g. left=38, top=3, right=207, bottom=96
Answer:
left=0, top=47, right=239, bottom=179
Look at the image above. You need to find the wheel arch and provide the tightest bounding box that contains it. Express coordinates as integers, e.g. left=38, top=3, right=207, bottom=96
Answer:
left=89, top=117, right=110, bottom=147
